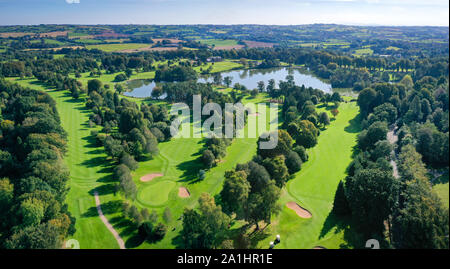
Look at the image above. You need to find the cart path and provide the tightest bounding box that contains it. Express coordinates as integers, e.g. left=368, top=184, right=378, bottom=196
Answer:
left=387, top=124, right=400, bottom=179
left=94, top=191, right=126, bottom=249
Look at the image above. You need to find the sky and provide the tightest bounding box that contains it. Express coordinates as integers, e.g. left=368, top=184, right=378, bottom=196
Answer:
left=0, top=0, right=448, bottom=26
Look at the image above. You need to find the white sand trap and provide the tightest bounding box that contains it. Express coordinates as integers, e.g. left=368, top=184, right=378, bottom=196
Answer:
left=313, top=246, right=327, bottom=249
left=178, top=187, right=190, bottom=198
left=286, top=202, right=312, bottom=218
left=140, top=173, right=163, bottom=182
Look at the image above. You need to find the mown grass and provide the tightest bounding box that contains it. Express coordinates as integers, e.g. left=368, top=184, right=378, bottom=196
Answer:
left=10, top=78, right=122, bottom=249
left=257, top=100, right=361, bottom=249
left=194, top=60, right=243, bottom=73
left=10, top=74, right=359, bottom=249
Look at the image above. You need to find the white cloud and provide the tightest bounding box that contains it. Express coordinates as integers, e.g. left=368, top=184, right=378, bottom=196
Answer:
left=66, top=0, right=80, bottom=4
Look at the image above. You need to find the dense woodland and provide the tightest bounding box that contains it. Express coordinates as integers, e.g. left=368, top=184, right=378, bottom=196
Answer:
left=0, top=79, right=75, bottom=248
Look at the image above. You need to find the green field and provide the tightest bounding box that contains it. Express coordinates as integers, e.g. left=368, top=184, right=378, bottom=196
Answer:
left=257, top=100, right=361, bottom=249
left=86, top=43, right=151, bottom=52
left=198, top=39, right=239, bottom=47
left=353, top=48, right=374, bottom=56
left=194, top=60, right=243, bottom=73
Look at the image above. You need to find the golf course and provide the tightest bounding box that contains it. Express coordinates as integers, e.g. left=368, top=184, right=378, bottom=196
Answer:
left=10, top=74, right=361, bottom=249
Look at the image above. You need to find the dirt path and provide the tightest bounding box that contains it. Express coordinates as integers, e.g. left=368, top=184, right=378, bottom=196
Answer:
left=94, top=192, right=126, bottom=249
left=387, top=124, right=400, bottom=179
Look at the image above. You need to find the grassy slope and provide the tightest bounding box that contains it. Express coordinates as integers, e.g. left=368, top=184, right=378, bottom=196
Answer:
left=258, top=101, right=360, bottom=249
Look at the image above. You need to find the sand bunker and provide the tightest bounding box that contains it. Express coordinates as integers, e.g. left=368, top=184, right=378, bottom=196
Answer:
left=140, top=173, right=163, bottom=182
left=178, top=187, right=190, bottom=198
left=286, top=202, right=312, bottom=218
left=313, top=246, right=327, bottom=249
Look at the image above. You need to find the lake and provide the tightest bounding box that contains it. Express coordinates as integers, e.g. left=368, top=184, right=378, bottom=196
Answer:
left=123, top=79, right=167, bottom=99
left=199, top=67, right=332, bottom=93
left=123, top=67, right=332, bottom=98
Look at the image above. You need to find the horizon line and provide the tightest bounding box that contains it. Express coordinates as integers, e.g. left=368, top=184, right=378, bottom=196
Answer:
left=0, top=23, right=448, bottom=28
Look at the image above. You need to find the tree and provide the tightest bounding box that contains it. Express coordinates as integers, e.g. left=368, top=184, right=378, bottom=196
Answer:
left=223, top=76, right=232, bottom=88
left=293, top=145, right=308, bottom=162
left=381, top=72, right=390, bottom=82
left=262, top=155, right=289, bottom=187
left=358, top=87, right=377, bottom=116
left=257, top=81, right=265, bottom=93
left=357, top=121, right=388, bottom=151
left=247, top=180, right=281, bottom=229
left=331, top=108, right=339, bottom=119
left=400, top=74, right=414, bottom=88
left=257, top=130, right=294, bottom=158
left=202, top=149, right=215, bottom=169
left=319, top=112, right=330, bottom=127
left=114, top=73, right=127, bottom=82
left=87, top=79, right=102, bottom=95
left=295, top=120, right=319, bottom=149
left=392, top=179, right=449, bottom=249
left=346, top=168, right=400, bottom=236
left=220, top=171, right=250, bottom=217
left=120, top=153, right=139, bottom=171
left=104, top=136, right=124, bottom=159
left=397, top=144, right=428, bottom=182
left=19, top=198, right=45, bottom=227
left=246, top=161, right=271, bottom=193
left=181, top=193, right=230, bottom=249
left=285, top=150, right=302, bottom=174
left=0, top=178, right=13, bottom=214
left=5, top=222, right=62, bottom=249
left=213, top=73, right=222, bottom=85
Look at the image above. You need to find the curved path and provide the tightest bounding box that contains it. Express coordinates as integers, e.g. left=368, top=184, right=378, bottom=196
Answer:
left=387, top=124, right=400, bottom=179
left=94, top=192, right=126, bottom=249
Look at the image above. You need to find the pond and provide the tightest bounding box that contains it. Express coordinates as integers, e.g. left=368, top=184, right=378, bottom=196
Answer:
left=123, top=67, right=332, bottom=98
left=123, top=79, right=167, bottom=99
left=198, top=67, right=332, bottom=93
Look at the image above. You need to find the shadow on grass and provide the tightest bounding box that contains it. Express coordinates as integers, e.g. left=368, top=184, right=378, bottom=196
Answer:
left=344, top=113, right=362, bottom=134
left=176, top=158, right=204, bottom=183
left=125, top=234, right=145, bottom=248
left=82, top=200, right=122, bottom=218
left=88, top=184, right=117, bottom=196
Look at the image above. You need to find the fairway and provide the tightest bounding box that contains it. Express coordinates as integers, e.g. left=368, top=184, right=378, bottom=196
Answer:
left=259, top=101, right=361, bottom=249
left=10, top=79, right=121, bottom=249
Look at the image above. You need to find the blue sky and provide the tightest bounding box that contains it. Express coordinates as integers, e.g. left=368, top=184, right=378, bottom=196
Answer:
left=0, top=0, right=448, bottom=26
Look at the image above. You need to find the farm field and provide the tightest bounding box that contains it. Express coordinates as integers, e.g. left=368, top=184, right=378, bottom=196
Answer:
left=86, top=43, right=151, bottom=52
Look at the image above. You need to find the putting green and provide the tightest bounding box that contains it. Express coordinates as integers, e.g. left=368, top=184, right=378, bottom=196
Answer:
left=138, top=181, right=176, bottom=206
